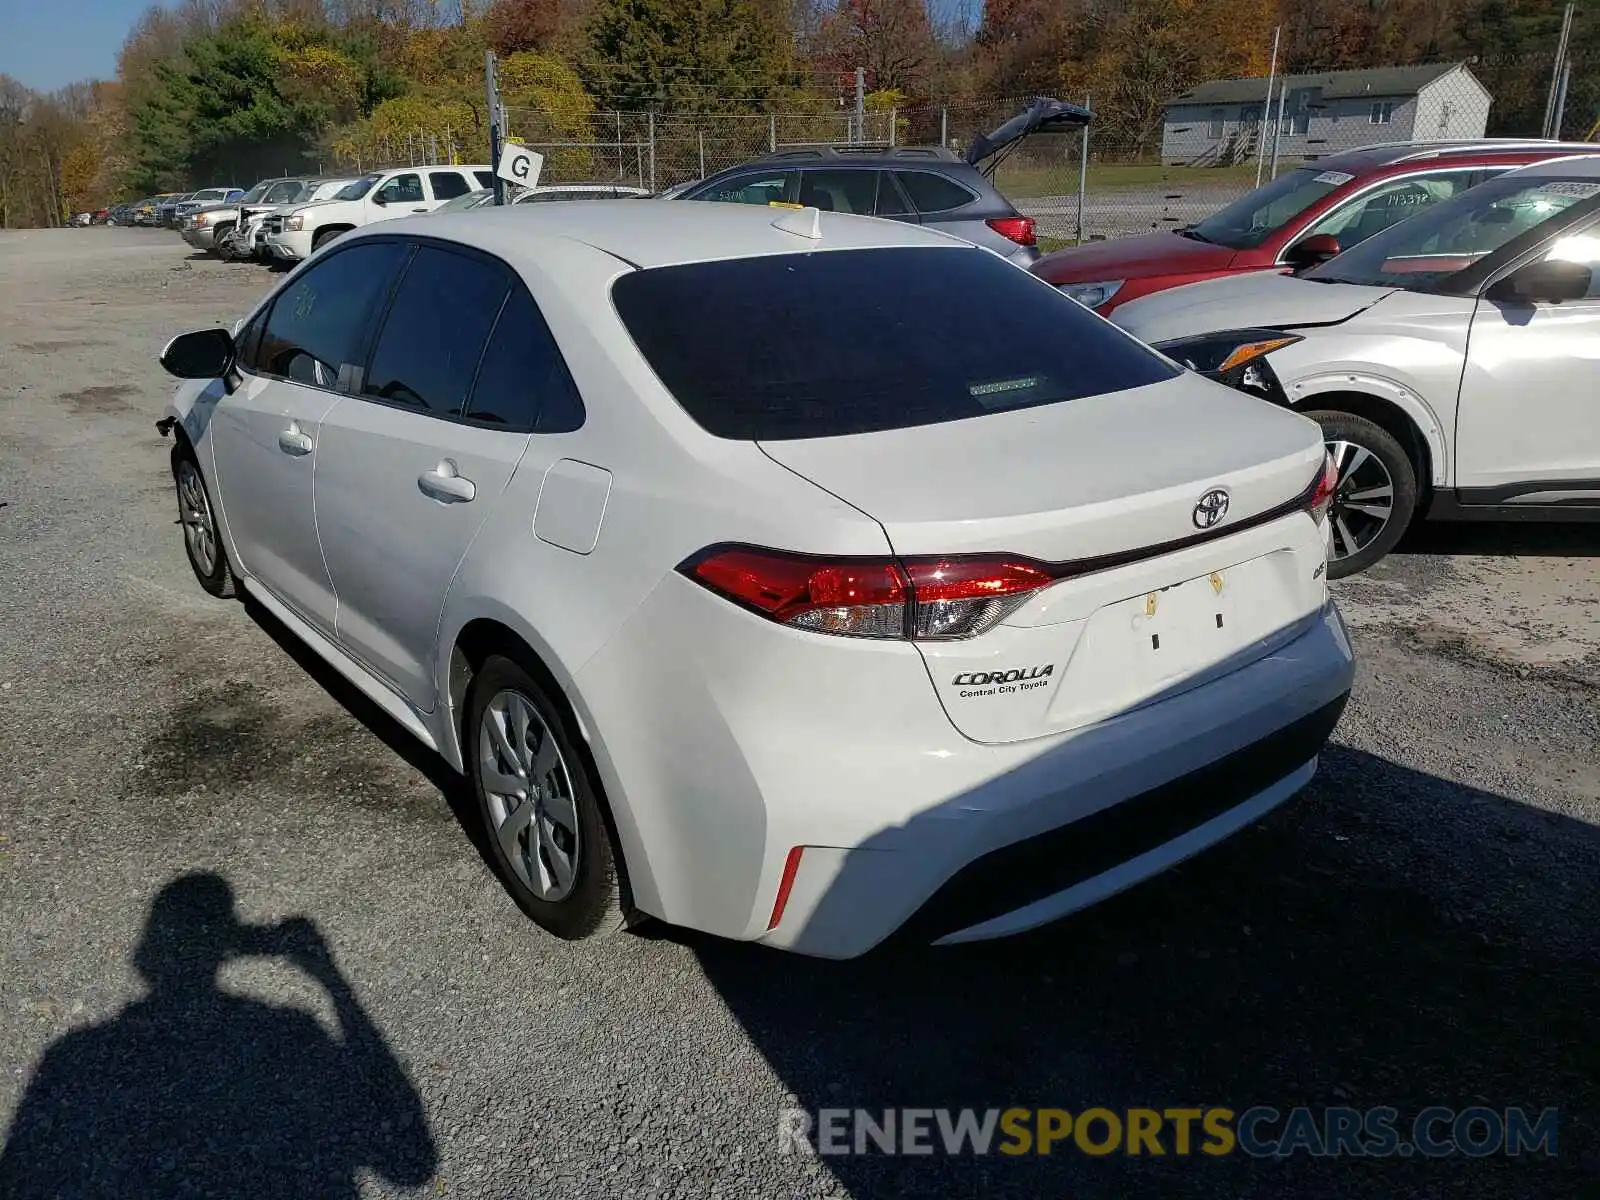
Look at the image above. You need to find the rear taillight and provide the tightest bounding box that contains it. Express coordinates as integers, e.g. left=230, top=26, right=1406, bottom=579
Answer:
left=1307, top=451, right=1339, bottom=525
left=681, top=547, right=1052, bottom=641
left=986, top=216, right=1037, bottom=247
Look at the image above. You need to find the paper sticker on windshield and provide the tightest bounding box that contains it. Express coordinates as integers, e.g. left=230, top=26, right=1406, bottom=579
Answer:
left=1313, top=170, right=1354, bottom=186
left=1536, top=181, right=1600, bottom=199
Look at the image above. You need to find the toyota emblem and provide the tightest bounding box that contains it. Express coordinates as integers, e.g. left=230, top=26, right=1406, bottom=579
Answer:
left=1193, top=488, right=1230, bottom=529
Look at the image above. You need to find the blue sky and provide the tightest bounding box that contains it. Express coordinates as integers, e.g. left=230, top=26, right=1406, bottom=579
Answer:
left=0, top=0, right=158, bottom=91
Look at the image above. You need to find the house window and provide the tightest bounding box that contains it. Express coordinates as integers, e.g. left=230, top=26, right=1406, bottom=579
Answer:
left=1208, top=108, right=1225, bottom=138
left=1370, top=101, right=1396, bottom=125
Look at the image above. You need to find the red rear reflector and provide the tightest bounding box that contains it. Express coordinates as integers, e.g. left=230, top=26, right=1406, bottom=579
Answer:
left=768, top=846, right=805, bottom=929
left=681, top=547, right=1052, bottom=640
left=986, top=216, right=1037, bottom=246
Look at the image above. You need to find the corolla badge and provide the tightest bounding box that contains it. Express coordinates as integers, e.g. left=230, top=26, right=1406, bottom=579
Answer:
left=1192, top=488, right=1230, bottom=529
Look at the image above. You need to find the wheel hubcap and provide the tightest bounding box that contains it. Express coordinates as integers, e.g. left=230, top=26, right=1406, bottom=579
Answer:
left=176, top=460, right=218, bottom=576
left=477, top=690, right=581, bottom=902
left=1325, top=438, right=1395, bottom=562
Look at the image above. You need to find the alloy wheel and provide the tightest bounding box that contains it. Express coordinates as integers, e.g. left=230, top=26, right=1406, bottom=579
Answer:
left=1325, top=438, right=1395, bottom=564
left=176, top=459, right=218, bottom=577
left=477, top=690, right=581, bottom=902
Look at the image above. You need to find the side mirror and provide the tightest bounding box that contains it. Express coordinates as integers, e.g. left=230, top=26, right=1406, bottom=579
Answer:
left=1486, top=259, right=1591, bottom=305
left=1284, top=233, right=1341, bottom=271
left=160, top=328, right=236, bottom=380
left=371, top=192, right=388, bottom=206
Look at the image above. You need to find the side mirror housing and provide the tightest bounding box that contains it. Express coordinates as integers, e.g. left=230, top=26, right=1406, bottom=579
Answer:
left=1486, top=258, right=1591, bottom=305
left=371, top=192, right=388, bottom=206
left=1284, top=233, right=1341, bottom=272
left=160, top=328, right=236, bottom=380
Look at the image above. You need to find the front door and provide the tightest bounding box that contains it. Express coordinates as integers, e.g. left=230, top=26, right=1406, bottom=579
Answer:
left=1455, top=223, right=1600, bottom=498
left=210, top=239, right=408, bottom=632
left=314, top=242, right=531, bottom=710
left=368, top=172, right=428, bottom=222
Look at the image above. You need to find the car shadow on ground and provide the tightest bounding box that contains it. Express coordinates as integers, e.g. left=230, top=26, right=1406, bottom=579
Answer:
left=1396, top=520, right=1600, bottom=559
left=684, top=745, right=1600, bottom=1198
left=0, top=873, right=437, bottom=1198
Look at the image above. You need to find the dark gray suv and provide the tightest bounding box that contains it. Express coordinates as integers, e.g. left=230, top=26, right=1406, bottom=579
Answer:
left=675, top=146, right=1042, bottom=265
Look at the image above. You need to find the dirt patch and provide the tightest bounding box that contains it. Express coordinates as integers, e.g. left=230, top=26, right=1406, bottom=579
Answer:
left=61, top=384, right=137, bottom=414
left=14, top=340, right=92, bottom=354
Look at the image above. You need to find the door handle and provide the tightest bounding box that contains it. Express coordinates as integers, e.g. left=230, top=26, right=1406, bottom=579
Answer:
left=418, top=461, right=476, bottom=503
left=412, top=207, right=429, bottom=213
left=278, top=426, right=314, bottom=455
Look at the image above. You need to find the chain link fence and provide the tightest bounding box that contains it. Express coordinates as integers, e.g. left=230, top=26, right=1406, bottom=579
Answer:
left=324, top=51, right=1589, bottom=245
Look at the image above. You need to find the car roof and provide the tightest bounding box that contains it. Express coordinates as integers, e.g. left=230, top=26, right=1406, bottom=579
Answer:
left=369, top=199, right=964, bottom=270
left=1308, top=138, right=1600, bottom=174
left=745, top=145, right=964, bottom=167
left=1498, top=152, right=1600, bottom=179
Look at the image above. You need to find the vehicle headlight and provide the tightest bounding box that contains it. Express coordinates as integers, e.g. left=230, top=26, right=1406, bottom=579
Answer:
left=1150, top=328, right=1303, bottom=400
left=192, top=213, right=210, bottom=226
left=284, top=215, right=304, bottom=231
left=1057, top=279, right=1125, bottom=309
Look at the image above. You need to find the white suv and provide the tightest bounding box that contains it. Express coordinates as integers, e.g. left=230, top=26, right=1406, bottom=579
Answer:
left=266, top=165, right=493, bottom=261
left=156, top=203, right=1353, bottom=958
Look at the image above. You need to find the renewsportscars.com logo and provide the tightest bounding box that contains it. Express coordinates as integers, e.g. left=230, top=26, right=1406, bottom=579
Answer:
left=778, top=1106, right=1559, bottom=1159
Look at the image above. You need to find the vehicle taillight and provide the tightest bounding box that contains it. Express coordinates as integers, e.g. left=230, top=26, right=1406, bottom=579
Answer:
left=1307, top=451, right=1339, bottom=525
left=681, top=547, right=1052, bottom=641
left=986, top=216, right=1037, bottom=247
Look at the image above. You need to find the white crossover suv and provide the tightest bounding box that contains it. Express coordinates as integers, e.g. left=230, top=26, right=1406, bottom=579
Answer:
left=265, top=164, right=493, bottom=261
left=1115, top=155, right=1600, bottom=576
left=156, top=203, right=1354, bottom=958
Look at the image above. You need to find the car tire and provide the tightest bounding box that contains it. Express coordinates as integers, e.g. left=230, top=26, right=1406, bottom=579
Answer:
left=171, top=444, right=235, bottom=598
left=465, top=654, right=626, bottom=941
left=1306, top=410, right=1418, bottom=579
left=311, top=227, right=342, bottom=251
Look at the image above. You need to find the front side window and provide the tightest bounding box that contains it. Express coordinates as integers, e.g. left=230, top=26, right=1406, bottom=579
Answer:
left=1189, top=166, right=1347, bottom=250
left=693, top=172, right=791, bottom=206
left=254, top=241, right=408, bottom=387
left=1530, top=222, right=1600, bottom=298
left=612, top=246, right=1177, bottom=441
left=429, top=171, right=470, bottom=200
left=376, top=174, right=424, bottom=205
left=1308, top=175, right=1600, bottom=292
left=363, top=245, right=510, bottom=417
left=796, top=170, right=878, bottom=215
left=336, top=175, right=380, bottom=201
left=1303, top=172, right=1490, bottom=249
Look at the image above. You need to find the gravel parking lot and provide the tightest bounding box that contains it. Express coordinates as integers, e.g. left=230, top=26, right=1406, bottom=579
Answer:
left=2, top=227, right=1596, bottom=1198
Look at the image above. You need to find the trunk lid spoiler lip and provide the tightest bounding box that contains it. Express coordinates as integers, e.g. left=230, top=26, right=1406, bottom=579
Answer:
left=967, top=97, right=1094, bottom=177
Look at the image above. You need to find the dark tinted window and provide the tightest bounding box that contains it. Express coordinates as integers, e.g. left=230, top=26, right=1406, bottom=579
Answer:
left=797, top=170, right=877, bottom=215
left=256, top=241, right=407, bottom=387
left=874, top=173, right=911, bottom=217
left=613, top=247, right=1176, bottom=440
left=363, top=245, right=510, bottom=417
left=466, top=287, right=585, bottom=432
left=895, top=171, right=975, bottom=214
left=474, top=170, right=495, bottom=188
left=430, top=171, right=470, bottom=200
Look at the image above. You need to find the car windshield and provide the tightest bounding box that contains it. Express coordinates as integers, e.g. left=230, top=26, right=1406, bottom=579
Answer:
left=612, top=246, right=1177, bottom=440
left=1306, top=173, right=1600, bottom=291
left=1189, top=166, right=1350, bottom=249
left=336, top=174, right=381, bottom=201
left=239, top=183, right=272, bottom=203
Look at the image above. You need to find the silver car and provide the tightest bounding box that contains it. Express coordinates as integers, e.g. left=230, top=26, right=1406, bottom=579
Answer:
left=1115, top=154, right=1600, bottom=575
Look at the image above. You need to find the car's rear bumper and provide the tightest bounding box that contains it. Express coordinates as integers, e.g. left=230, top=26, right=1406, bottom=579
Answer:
left=576, top=570, right=1354, bottom=958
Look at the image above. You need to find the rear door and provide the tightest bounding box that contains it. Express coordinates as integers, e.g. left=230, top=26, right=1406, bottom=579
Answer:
left=427, top=170, right=473, bottom=205
left=313, top=241, right=540, bottom=710
left=209, top=240, right=409, bottom=634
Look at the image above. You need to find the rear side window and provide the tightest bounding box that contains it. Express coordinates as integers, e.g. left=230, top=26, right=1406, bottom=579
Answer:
left=474, top=171, right=495, bottom=188
left=612, top=247, right=1177, bottom=440
left=796, top=170, right=877, bottom=215
left=895, top=171, right=977, bottom=214
left=466, top=287, right=586, bottom=432
left=363, top=246, right=510, bottom=417
left=254, top=241, right=408, bottom=387
left=430, top=171, right=470, bottom=200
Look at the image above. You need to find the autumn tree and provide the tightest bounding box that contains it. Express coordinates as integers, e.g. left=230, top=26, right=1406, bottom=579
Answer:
left=810, top=0, right=939, bottom=96
left=484, top=0, right=561, bottom=54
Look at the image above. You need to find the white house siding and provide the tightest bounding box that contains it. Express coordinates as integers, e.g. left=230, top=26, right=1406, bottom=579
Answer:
left=1411, top=72, right=1493, bottom=142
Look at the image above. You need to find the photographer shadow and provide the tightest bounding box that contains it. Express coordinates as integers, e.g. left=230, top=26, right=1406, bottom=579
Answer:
left=0, top=873, right=436, bottom=1199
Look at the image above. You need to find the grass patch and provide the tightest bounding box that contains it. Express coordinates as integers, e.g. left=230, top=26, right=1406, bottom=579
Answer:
left=996, top=160, right=1263, bottom=199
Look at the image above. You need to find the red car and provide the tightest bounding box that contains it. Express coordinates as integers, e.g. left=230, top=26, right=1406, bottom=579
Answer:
left=1033, top=140, right=1599, bottom=315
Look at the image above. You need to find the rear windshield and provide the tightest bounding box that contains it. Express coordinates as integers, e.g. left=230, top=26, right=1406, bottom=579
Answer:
left=611, top=247, right=1177, bottom=440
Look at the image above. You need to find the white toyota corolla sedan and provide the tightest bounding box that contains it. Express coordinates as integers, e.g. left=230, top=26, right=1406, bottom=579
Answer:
left=157, top=202, right=1355, bottom=958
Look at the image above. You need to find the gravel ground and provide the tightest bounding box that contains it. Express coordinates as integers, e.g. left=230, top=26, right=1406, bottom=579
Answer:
left=1, top=227, right=1596, bottom=1199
